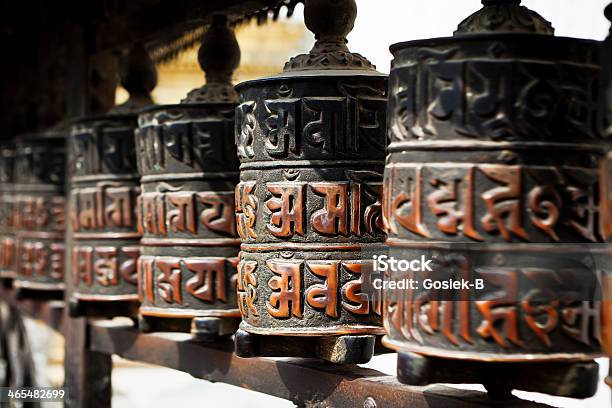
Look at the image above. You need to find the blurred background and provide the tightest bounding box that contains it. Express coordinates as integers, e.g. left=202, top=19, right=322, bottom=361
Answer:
left=35, top=0, right=612, bottom=407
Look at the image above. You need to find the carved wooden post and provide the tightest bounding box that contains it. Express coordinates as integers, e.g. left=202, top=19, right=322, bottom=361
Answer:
left=68, top=43, right=157, bottom=318
left=382, top=0, right=605, bottom=398
left=135, top=15, right=242, bottom=340
left=12, top=130, right=66, bottom=300
left=0, top=142, right=16, bottom=280
left=233, top=0, right=387, bottom=364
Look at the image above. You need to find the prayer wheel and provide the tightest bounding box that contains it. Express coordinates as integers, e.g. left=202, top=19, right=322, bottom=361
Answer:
left=233, top=0, right=388, bottom=364
left=135, top=16, right=241, bottom=340
left=382, top=0, right=605, bottom=398
left=68, top=44, right=157, bottom=318
left=12, top=130, right=66, bottom=299
left=0, top=141, right=16, bottom=280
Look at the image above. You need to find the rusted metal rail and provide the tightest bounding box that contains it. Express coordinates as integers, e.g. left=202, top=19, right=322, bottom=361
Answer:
left=88, top=320, right=551, bottom=408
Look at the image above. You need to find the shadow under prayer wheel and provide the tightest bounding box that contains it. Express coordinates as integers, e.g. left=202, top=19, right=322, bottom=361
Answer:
left=233, top=0, right=388, bottom=364
left=68, top=44, right=157, bottom=319
left=135, top=16, right=241, bottom=340
left=0, top=141, right=16, bottom=281
left=382, top=0, right=606, bottom=399
left=13, top=131, right=66, bottom=300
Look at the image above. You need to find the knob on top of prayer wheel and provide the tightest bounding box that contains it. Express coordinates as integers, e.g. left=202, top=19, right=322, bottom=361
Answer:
left=455, top=0, right=554, bottom=35
left=284, top=0, right=375, bottom=72
left=183, top=14, right=240, bottom=103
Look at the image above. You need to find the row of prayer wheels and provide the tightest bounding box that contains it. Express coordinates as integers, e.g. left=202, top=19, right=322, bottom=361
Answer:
left=0, top=0, right=610, bottom=400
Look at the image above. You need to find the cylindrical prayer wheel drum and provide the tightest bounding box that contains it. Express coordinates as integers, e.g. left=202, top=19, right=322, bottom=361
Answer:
left=68, top=114, right=142, bottom=317
left=233, top=0, right=388, bottom=364
left=12, top=131, right=66, bottom=298
left=0, top=141, right=16, bottom=280
left=135, top=16, right=242, bottom=339
left=382, top=0, right=605, bottom=398
left=68, top=44, right=157, bottom=318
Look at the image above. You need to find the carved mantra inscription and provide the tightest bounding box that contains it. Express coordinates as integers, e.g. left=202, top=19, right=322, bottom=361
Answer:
left=14, top=195, right=66, bottom=282
left=236, top=179, right=384, bottom=241
left=136, top=118, right=236, bottom=173
left=389, top=53, right=600, bottom=142
left=73, top=246, right=139, bottom=287
left=236, top=93, right=387, bottom=161
left=138, top=191, right=236, bottom=237
left=138, top=256, right=238, bottom=311
left=384, top=164, right=601, bottom=242
left=384, top=252, right=603, bottom=353
left=237, top=257, right=382, bottom=327
left=18, top=241, right=64, bottom=280
left=13, top=196, right=65, bottom=232
left=71, top=184, right=139, bottom=231
left=0, top=237, right=15, bottom=270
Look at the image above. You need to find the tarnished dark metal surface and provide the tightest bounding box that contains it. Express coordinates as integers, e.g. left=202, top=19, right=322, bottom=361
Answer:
left=0, top=142, right=16, bottom=279
left=68, top=114, right=142, bottom=313
left=68, top=44, right=157, bottom=318
left=233, top=0, right=387, bottom=363
left=135, top=16, right=241, bottom=337
left=382, top=0, right=605, bottom=397
left=12, top=131, right=66, bottom=294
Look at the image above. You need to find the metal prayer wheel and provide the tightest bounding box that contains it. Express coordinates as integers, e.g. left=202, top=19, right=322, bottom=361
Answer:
left=135, top=16, right=241, bottom=339
left=12, top=130, right=66, bottom=298
left=68, top=44, right=157, bottom=318
left=0, top=141, right=16, bottom=280
left=233, top=0, right=387, bottom=364
left=382, top=0, right=606, bottom=398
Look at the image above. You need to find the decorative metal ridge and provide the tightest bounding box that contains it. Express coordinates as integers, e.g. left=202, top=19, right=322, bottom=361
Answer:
left=455, top=0, right=554, bottom=36
left=283, top=0, right=376, bottom=72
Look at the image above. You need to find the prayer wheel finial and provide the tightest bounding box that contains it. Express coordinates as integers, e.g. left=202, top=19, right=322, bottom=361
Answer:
left=455, top=0, right=554, bottom=35
left=183, top=15, right=240, bottom=103
left=284, top=0, right=375, bottom=71
left=113, top=43, right=157, bottom=113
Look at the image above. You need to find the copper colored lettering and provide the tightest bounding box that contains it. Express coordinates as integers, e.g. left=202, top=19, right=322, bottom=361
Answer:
left=480, top=165, right=528, bottom=241
left=267, top=259, right=302, bottom=318
left=120, top=246, right=140, bottom=284
left=94, top=247, right=118, bottom=287
left=168, top=192, right=197, bottom=234
left=266, top=183, right=305, bottom=238
left=305, top=261, right=339, bottom=318
left=311, top=183, right=349, bottom=236
left=237, top=260, right=258, bottom=318
left=392, top=166, right=430, bottom=238
left=475, top=268, right=523, bottom=348
left=199, top=192, right=237, bottom=237
left=185, top=258, right=227, bottom=303
left=73, top=246, right=93, bottom=285
left=156, top=258, right=183, bottom=304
